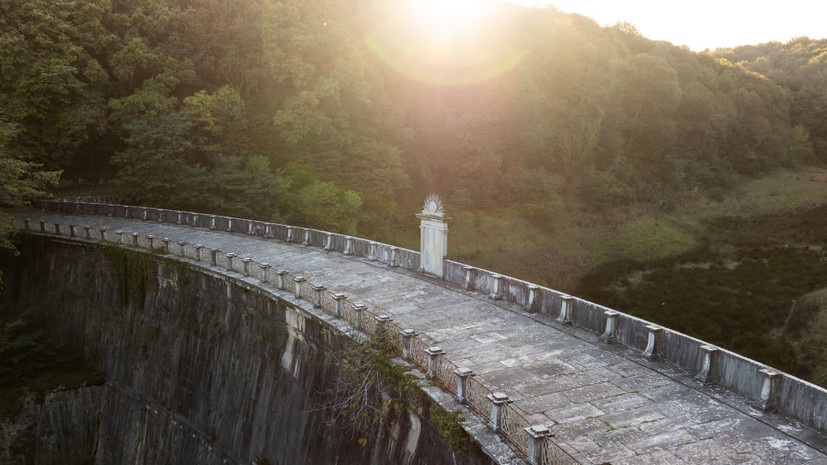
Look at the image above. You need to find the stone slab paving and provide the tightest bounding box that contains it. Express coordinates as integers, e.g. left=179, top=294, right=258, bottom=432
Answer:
left=19, top=211, right=827, bottom=465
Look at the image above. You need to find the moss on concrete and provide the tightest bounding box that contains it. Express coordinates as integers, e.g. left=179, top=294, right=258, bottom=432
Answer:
left=98, top=242, right=157, bottom=309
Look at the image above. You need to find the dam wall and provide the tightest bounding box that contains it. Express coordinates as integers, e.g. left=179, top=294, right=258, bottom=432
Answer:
left=0, top=234, right=503, bottom=465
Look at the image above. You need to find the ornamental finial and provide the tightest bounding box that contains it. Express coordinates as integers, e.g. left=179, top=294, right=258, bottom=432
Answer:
left=422, top=194, right=444, bottom=215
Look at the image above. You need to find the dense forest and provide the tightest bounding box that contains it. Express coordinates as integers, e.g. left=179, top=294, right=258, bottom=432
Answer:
left=2, top=0, right=825, bottom=225
left=1, top=0, right=826, bottom=383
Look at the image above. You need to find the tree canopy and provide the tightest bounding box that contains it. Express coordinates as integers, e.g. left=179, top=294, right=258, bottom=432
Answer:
left=0, top=0, right=825, bottom=233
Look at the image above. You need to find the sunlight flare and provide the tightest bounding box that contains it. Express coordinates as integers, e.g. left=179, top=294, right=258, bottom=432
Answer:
left=412, top=0, right=494, bottom=41
left=365, top=0, right=526, bottom=86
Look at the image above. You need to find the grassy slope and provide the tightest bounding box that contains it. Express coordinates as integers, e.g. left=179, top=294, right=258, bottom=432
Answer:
left=443, top=167, right=827, bottom=290
left=568, top=168, right=827, bottom=382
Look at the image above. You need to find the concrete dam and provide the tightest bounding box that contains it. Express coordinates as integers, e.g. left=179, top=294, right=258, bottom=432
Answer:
left=2, top=199, right=827, bottom=464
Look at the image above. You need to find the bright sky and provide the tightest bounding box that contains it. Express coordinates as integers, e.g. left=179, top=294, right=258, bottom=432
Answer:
left=509, top=0, right=827, bottom=51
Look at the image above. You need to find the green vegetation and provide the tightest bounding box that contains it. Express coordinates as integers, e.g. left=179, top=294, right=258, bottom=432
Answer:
left=207, top=317, right=227, bottom=340
left=714, top=40, right=827, bottom=161
left=321, top=326, right=431, bottom=448
left=0, top=121, right=59, bottom=275
left=0, top=313, right=106, bottom=421
left=1, top=0, right=825, bottom=229
left=429, top=406, right=474, bottom=455
left=590, top=216, right=698, bottom=264
left=576, top=203, right=827, bottom=381
left=99, top=242, right=157, bottom=308
left=784, top=290, right=827, bottom=386
left=323, top=325, right=473, bottom=454
left=440, top=167, right=826, bottom=293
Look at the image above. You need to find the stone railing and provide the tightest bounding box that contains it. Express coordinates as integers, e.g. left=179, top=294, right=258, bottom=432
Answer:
left=40, top=199, right=420, bottom=270
left=32, top=199, right=827, bottom=439
left=441, top=259, right=827, bottom=433
left=14, top=214, right=578, bottom=465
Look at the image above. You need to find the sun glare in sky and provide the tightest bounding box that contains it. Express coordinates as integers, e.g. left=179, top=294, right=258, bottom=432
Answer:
left=367, top=0, right=825, bottom=85
left=411, top=0, right=493, bottom=41
left=509, top=0, right=827, bottom=51
left=366, top=0, right=525, bottom=86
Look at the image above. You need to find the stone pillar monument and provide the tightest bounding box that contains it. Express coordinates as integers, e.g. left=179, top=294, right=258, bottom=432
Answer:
left=417, top=194, right=450, bottom=278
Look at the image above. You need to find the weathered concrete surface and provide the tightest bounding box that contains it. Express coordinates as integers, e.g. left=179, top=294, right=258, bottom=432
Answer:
left=0, top=387, right=103, bottom=465
left=2, top=236, right=507, bottom=465
left=36, top=386, right=104, bottom=465
left=15, top=210, right=827, bottom=464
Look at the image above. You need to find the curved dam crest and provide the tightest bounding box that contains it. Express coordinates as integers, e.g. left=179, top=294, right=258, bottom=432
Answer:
left=0, top=235, right=501, bottom=465
left=4, top=200, right=827, bottom=464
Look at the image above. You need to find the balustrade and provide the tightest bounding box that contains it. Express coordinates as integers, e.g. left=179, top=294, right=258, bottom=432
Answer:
left=500, top=405, right=531, bottom=456
left=409, top=336, right=430, bottom=372
left=434, top=355, right=458, bottom=395
left=541, top=438, right=580, bottom=465
left=340, top=300, right=356, bottom=326
left=15, top=215, right=584, bottom=463
left=300, top=278, right=315, bottom=302
left=465, top=378, right=493, bottom=422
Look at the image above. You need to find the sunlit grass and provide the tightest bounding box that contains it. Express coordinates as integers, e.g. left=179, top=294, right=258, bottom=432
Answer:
left=447, top=208, right=568, bottom=285
left=589, top=216, right=698, bottom=264
left=438, top=166, right=827, bottom=290
left=680, top=167, right=827, bottom=224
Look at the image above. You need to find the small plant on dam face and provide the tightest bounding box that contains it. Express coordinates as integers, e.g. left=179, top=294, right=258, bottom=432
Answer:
left=429, top=405, right=473, bottom=455
left=207, top=317, right=227, bottom=340
left=317, top=325, right=422, bottom=446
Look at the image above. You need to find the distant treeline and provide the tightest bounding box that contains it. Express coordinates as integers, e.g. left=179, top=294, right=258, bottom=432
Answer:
left=2, top=0, right=826, bottom=232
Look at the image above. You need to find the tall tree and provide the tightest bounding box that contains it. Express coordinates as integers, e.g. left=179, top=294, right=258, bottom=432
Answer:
left=0, top=120, right=60, bottom=256
left=0, top=0, right=110, bottom=169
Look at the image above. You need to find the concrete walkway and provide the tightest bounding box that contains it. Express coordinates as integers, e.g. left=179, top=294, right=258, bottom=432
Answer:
left=19, top=211, right=827, bottom=464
